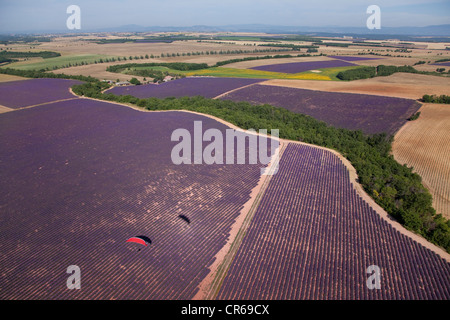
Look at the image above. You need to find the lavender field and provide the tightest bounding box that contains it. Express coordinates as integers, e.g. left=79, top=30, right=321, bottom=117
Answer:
left=249, top=60, right=357, bottom=73
left=432, top=62, right=450, bottom=67
left=106, top=77, right=265, bottom=99
left=0, top=78, right=81, bottom=108
left=0, top=98, right=271, bottom=299
left=221, top=84, right=421, bottom=135
left=217, top=143, right=450, bottom=300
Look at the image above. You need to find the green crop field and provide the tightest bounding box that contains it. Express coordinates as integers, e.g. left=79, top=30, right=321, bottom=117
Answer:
left=3, top=54, right=118, bottom=70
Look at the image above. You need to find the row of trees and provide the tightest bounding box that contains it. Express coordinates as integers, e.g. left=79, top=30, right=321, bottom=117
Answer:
left=160, top=47, right=290, bottom=57
left=422, top=94, right=450, bottom=104
left=337, top=64, right=450, bottom=81
left=258, top=43, right=320, bottom=50
left=0, top=50, right=60, bottom=59
left=107, top=62, right=208, bottom=73
left=71, top=81, right=450, bottom=253
left=0, top=51, right=61, bottom=66
left=0, top=57, right=15, bottom=64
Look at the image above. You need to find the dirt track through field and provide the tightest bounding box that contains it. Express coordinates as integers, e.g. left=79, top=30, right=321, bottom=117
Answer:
left=393, top=103, right=450, bottom=219
left=212, top=82, right=260, bottom=99
left=0, top=105, right=13, bottom=113
left=14, top=98, right=80, bottom=111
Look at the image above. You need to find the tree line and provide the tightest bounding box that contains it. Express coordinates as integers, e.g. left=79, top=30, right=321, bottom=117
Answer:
left=0, top=50, right=61, bottom=59
left=107, top=62, right=208, bottom=73
left=422, top=94, right=450, bottom=104
left=258, top=43, right=320, bottom=50
left=337, top=64, right=450, bottom=81
left=0, top=51, right=61, bottom=65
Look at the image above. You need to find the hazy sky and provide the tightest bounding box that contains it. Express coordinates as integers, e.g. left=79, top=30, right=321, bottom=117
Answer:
left=0, top=0, right=449, bottom=33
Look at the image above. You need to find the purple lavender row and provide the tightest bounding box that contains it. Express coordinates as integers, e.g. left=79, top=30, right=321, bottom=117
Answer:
left=106, top=77, right=266, bottom=99
left=216, top=143, right=450, bottom=300
left=220, top=84, right=421, bottom=135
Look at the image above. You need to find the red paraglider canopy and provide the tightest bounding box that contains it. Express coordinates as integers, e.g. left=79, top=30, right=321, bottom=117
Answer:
left=126, top=236, right=150, bottom=247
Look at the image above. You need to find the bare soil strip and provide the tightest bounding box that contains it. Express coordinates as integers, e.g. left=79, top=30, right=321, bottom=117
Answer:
left=0, top=105, right=13, bottom=114
left=212, top=82, right=260, bottom=100
left=14, top=98, right=80, bottom=111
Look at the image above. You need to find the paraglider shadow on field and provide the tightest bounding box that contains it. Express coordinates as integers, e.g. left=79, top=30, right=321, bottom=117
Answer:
left=178, top=214, right=190, bottom=225
left=136, top=235, right=152, bottom=244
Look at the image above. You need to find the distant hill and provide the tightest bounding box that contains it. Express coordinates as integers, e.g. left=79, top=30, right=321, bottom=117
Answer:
left=101, top=24, right=450, bottom=37
left=2, top=24, right=449, bottom=40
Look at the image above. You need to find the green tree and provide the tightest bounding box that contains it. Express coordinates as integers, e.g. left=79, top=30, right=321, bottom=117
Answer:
left=129, top=77, right=141, bottom=85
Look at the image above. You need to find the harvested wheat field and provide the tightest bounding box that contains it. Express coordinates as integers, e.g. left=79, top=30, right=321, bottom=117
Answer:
left=0, top=74, right=27, bottom=83
left=393, top=103, right=450, bottom=219
left=353, top=56, right=422, bottom=67
left=261, top=73, right=450, bottom=100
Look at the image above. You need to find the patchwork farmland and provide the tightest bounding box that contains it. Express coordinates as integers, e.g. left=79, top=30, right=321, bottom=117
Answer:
left=1, top=26, right=450, bottom=303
